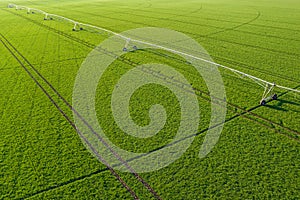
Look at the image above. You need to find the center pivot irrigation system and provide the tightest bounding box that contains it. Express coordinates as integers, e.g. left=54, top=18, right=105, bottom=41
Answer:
left=7, top=4, right=300, bottom=106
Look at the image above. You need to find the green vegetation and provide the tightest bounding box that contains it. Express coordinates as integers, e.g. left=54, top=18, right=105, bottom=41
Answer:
left=0, top=0, right=299, bottom=199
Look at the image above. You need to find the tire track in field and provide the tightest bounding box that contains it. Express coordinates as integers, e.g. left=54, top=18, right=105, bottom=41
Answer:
left=35, top=56, right=87, bottom=67
left=204, top=11, right=261, bottom=37
left=235, top=28, right=300, bottom=43
left=19, top=168, right=109, bottom=199
left=113, top=5, right=255, bottom=22
left=214, top=56, right=300, bottom=84
left=118, top=14, right=300, bottom=84
left=62, top=4, right=300, bottom=46
left=0, top=34, right=141, bottom=200
left=126, top=31, right=299, bottom=85
left=247, top=22, right=300, bottom=33
left=51, top=8, right=300, bottom=58
left=18, top=10, right=300, bottom=138
left=158, top=5, right=203, bottom=27
left=116, top=3, right=203, bottom=19
left=6, top=9, right=300, bottom=125
left=16, top=18, right=47, bottom=180
left=51, top=4, right=203, bottom=30
left=74, top=5, right=300, bottom=38
left=0, top=67, right=15, bottom=71
left=145, top=48, right=300, bottom=84
left=17, top=82, right=300, bottom=199
left=137, top=9, right=300, bottom=42
left=122, top=86, right=300, bottom=166
left=258, top=18, right=300, bottom=27
left=164, top=27, right=300, bottom=58
left=21, top=84, right=43, bottom=198
left=30, top=5, right=299, bottom=58
left=7, top=1, right=300, bottom=171
left=140, top=46, right=300, bottom=92
left=3, top=9, right=299, bottom=197
left=18, top=88, right=300, bottom=198
left=1, top=30, right=162, bottom=200
left=6, top=9, right=299, bottom=139
left=121, top=6, right=300, bottom=33
left=8, top=56, right=87, bottom=74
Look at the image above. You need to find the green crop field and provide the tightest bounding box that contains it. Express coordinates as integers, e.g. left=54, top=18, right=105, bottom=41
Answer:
left=0, top=0, right=299, bottom=199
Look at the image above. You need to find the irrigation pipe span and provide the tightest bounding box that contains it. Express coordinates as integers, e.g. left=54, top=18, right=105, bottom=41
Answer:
left=8, top=3, right=300, bottom=105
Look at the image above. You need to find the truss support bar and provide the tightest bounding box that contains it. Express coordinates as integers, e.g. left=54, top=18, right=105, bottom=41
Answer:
left=123, top=39, right=131, bottom=52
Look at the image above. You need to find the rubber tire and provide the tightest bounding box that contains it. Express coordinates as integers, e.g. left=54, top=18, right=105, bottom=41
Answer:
left=260, top=100, right=267, bottom=106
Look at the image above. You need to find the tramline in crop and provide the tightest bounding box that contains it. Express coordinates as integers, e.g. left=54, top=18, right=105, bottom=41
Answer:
left=8, top=3, right=300, bottom=106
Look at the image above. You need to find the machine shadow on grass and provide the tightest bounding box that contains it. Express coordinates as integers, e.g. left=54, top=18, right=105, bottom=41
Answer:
left=266, top=98, right=300, bottom=112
